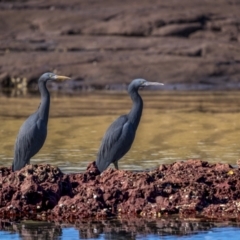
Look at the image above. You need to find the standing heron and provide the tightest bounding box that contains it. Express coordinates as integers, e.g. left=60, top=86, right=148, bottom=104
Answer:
left=12, top=72, right=70, bottom=171
left=96, top=79, right=163, bottom=173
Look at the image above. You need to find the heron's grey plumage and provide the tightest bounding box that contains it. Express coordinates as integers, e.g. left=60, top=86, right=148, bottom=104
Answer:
left=96, top=79, right=163, bottom=173
left=12, top=72, right=70, bottom=171
left=13, top=113, right=47, bottom=171
left=96, top=115, right=135, bottom=172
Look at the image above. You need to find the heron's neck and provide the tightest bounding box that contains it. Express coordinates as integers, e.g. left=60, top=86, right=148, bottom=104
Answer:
left=38, top=81, right=50, bottom=124
left=128, top=89, right=143, bottom=129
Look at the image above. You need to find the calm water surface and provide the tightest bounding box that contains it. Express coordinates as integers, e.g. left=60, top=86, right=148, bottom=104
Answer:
left=1, top=91, right=240, bottom=173
left=1, top=218, right=240, bottom=240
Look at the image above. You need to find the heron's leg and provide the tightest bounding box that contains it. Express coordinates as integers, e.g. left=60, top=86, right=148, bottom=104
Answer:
left=113, top=161, right=119, bottom=170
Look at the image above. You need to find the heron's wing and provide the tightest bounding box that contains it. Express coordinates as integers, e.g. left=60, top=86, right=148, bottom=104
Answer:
left=110, top=120, right=135, bottom=163
left=96, top=115, right=135, bottom=172
left=13, top=114, right=47, bottom=170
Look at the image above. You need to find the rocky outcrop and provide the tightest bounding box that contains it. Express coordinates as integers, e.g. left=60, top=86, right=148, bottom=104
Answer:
left=0, top=0, right=240, bottom=90
left=1, top=160, right=240, bottom=222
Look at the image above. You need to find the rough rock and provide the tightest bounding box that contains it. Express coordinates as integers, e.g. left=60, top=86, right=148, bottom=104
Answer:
left=1, top=159, right=240, bottom=222
left=0, top=0, right=240, bottom=91
left=152, top=23, right=203, bottom=37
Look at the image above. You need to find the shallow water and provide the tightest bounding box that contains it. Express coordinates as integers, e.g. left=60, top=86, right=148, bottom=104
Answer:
left=1, top=91, right=240, bottom=173
left=1, top=218, right=240, bottom=240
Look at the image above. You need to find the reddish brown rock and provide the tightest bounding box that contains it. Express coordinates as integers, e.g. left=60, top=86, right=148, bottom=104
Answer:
left=0, top=164, right=72, bottom=218
left=1, top=159, right=240, bottom=222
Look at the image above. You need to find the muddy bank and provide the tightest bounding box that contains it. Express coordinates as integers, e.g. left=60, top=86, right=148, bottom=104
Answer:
left=0, top=0, right=240, bottom=91
left=1, top=160, right=240, bottom=222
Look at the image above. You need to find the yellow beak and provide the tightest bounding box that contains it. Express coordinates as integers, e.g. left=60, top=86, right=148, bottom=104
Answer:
left=55, top=75, right=71, bottom=81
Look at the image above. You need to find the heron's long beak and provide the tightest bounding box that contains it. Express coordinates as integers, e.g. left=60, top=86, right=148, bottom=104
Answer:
left=142, top=82, right=164, bottom=86
left=54, top=75, right=71, bottom=81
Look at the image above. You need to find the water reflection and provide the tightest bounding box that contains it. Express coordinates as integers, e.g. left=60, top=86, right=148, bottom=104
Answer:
left=1, top=218, right=240, bottom=240
left=0, top=220, right=61, bottom=240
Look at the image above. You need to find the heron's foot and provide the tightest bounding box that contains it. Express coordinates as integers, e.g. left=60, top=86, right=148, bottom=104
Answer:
left=113, top=161, right=119, bottom=170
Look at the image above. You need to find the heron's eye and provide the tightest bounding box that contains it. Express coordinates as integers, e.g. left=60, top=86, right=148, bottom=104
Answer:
left=49, top=74, right=53, bottom=78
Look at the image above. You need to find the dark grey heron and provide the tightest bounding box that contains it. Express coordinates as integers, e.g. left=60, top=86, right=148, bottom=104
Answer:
left=96, top=79, right=163, bottom=173
left=12, top=72, right=70, bottom=171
